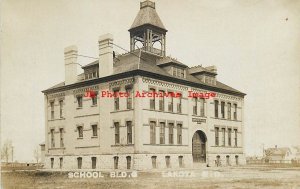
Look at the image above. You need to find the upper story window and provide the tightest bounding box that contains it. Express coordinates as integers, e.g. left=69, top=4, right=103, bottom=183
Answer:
left=59, top=128, right=64, bottom=147
left=221, top=101, right=225, bottom=118
left=114, top=122, right=120, bottom=144
left=227, top=103, right=231, bottom=120
left=233, top=104, right=237, bottom=120
left=177, top=123, right=182, bottom=145
left=50, top=101, right=55, bottom=119
left=50, top=129, right=55, bottom=148
left=193, top=97, right=197, bottom=115
left=215, top=127, right=219, bottom=146
left=114, top=89, right=120, bottom=111
left=177, top=93, right=182, bottom=113
left=84, top=69, right=99, bottom=80
left=77, top=96, right=83, bottom=108
left=92, top=124, right=98, bottom=137
left=159, top=122, right=165, bottom=144
left=59, top=100, right=63, bottom=118
left=127, top=121, right=132, bottom=144
left=92, top=92, right=98, bottom=106
left=149, top=88, right=155, bottom=110
left=214, top=100, right=219, bottom=118
left=172, top=67, right=185, bottom=78
left=169, top=123, right=174, bottom=144
left=199, top=98, right=205, bottom=117
left=228, top=128, right=232, bottom=146
left=150, top=121, right=156, bottom=144
left=159, top=90, right=164, bottom=111
left=222, top=128, right=225, bottom=146
left=168, top=93, right=173, bottom=112
left=234, top=129, right=238, bottom=146
left=126, top=87, right=133, bottom=109
left=77, top=126, right=83, bottom=138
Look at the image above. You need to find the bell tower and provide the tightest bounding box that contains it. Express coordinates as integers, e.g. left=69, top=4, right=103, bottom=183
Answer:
left=129, top=0, right=167, bottom=57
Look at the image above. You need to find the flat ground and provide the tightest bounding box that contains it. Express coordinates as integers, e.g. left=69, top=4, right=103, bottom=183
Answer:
left=1, top=165, right=300, bottom=189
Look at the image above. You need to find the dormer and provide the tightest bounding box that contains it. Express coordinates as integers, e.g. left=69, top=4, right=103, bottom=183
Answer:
left=189, top=65, right=217, bottom=85
left=82, top=60, right=99, bottom=80
left=157, top=56, right=188, bottom=78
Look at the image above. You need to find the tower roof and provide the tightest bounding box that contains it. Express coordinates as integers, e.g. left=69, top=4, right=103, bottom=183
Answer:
left=129, top=0, right=167, bottom=31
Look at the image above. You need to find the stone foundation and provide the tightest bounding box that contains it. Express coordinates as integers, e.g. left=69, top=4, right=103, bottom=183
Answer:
left=44, top=153, right=245, bottom=170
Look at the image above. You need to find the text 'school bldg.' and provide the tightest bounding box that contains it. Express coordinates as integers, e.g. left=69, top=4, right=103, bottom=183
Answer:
left=42, top=0, right=246, bottom=170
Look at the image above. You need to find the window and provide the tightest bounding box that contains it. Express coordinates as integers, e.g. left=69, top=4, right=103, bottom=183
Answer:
left=126, top=156, right=131, bottom=169
left=235, top=155, right=239, bottom=165
left=151, top=156, right=157, bottom=168
left=77, top=157, right=82, bottom=169
left=114, top=156, right=119, bottom=169
left=193, top=97, right=197, bottom=115
left=214, top=100, right=219, bottom=118
left=159, top=90, right=164, bottom=111
left=59, top=100, right=63, bottom=118
left=150, top=121, right=156, bottom=144
left=50, top=101, right=54, bottom=119
left=159, top=122, right=165, bottom=144
left=178, top=156, right=183, bottom=168
left=227, top=103, right=231, bottom=120
left=226, top=155, right=230, bottom=166
left=59, top=128, right=64, bottom=148
left=77, top=126, right=83, bottom=138
left=222, top=128, right=225, bottom=146
left=168, top=93, right=173, bottom=112
left=126, top=87, right=133, bottom=109
left=169, top=123, right=174, bottom=144
left=215, top=127, right=219, bottom=146
left=114, top=89, right=119, bottom=111
left=92, top=92, right=97, bottom=106
left=216, top=155, right=221, bottom=167
left=92, top=157, right=97, bottom=169
left=114, top=122, right=120, bottom=144
left=165, top=156, right=171, bottom=168
left=50, top=158, right=54, bottom=168
left=149, top=88, right=155, bottom=110
left=234, top=129, right=238, bottom=147
left=228, top=128, right=232, bottom=146
left=177, top=124, right=182, bottom=145
left=50, top=129, right=55, bottom=148
left=221, top=101, right=225, bottom=118
left=199, top=98, right=205, bottom=116
left=127, top=121, right=132, bottom=144
left=173, top=67, right=177, bottom=76
left=77, top=96, right=83, bottom=108
left=177, top=94, right=182, bottom=113
left=59, top=157, right=63, bottom=169
left=233, top=104, right=237, bottom=120
left=92, top=125, right=98, bottom=137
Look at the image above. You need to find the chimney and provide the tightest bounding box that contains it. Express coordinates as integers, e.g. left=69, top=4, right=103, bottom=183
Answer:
left=98, top=33, right=114, bottom=77
left=64, top=45, right=78, bottom=85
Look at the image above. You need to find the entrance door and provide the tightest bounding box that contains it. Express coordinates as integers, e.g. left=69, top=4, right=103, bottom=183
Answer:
left=192, top=131, right=206, bottom=163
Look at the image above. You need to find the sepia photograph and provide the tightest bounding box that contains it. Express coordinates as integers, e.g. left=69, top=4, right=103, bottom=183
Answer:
left=1, top=0, right=300, bottom=188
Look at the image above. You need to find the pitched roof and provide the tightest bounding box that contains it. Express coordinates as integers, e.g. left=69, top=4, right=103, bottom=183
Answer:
left=265, top=147, right=291, bottom=156
left=44, top=50, right=245, bottom=96
left=130, top=1, right=166, bottom=31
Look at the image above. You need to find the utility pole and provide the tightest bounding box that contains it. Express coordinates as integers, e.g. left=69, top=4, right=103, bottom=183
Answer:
left=11, top=146, right=14, bottom=162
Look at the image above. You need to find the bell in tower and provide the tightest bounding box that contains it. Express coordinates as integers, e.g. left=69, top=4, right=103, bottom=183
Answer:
left=129, top=0, right=167, bottom=57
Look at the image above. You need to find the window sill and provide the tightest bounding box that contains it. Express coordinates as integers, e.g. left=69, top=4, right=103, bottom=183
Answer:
left=91, top=105, right=97, bottom=107
left=77, top=107, right=83, bottom=110
left=111, top=144, right=134, bottom=147
left=110, top=109, right=134, bottom=113
left=192, top=115, right=206, bottom=118
left=77, top=137, right=83, bottom=139
left=48, top=118, right=65, bottom=121
left=91, top=136, right=98, bottom=138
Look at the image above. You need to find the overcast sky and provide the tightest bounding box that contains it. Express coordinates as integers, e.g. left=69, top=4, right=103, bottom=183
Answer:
left=1, top=0, right=300, bottom=162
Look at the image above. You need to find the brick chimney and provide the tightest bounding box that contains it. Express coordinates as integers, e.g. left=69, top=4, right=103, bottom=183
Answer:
left=64, top=45, right=78, bottom=85
left=98, top=34, right=114, bottom=77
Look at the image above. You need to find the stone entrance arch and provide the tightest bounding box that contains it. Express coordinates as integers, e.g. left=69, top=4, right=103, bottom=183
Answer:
left=192, top=130, right=207, bottom=163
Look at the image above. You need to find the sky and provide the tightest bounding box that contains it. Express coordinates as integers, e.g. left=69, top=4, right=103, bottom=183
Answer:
left=1, top=0, right=300, bottom=162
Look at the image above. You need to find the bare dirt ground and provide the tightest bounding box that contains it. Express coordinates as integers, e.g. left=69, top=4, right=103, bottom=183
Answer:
left=1, top=165, right=300, bottom=189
